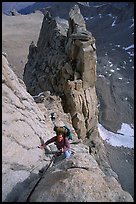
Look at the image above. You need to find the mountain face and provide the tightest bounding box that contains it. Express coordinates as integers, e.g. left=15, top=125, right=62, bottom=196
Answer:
left=17, top=2, right=91, bottom=15
left=23, top=5, right=99, bottom=144
left=2, top=2, right=133, bottom=133
left=84, top=3, right=134, bottom=132
left=2, top=2, right=35, bottom=15
left=2, top=27, right=133, bottom=203
left=2, top=3, right=134, bottom=202
left=19, top=2, right=134, bottom=133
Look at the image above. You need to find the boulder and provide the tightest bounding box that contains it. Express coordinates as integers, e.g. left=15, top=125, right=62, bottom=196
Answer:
left=18, top=143, right=133, bottom=202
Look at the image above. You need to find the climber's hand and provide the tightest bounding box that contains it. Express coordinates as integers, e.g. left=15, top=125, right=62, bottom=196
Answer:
left=38, top=144, right=45, bottom=149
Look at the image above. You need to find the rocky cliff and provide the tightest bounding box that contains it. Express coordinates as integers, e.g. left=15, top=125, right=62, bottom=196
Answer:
left=2, top=4, right=133, bottom=202
left=2, top=2, right=134, bottom=134
left=2, top=54, right=133, bottom=202
left=23, top=5, right=98, bottom=142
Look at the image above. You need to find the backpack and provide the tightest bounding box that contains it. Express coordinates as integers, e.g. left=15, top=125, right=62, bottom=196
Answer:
left=54, top=125, right=73, bottom=140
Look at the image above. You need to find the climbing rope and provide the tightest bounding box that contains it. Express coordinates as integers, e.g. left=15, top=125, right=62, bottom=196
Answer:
left=25, top=113, right=78, bottom=201
left=26, top=153, right=56, bottom=202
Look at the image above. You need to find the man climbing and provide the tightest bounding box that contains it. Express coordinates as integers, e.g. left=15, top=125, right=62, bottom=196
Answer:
left=40, top=132, right=72, bottom=159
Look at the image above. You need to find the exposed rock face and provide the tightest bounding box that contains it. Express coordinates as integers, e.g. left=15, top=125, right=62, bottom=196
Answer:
left=2, top=54, right=47, bottom=201
left=2, top=53, right=76, bottom=202
left=23, top=4, right=115, bottom=183
left=2, top=45, right=133, bottom=203
left=66, top=4, right=97, bottom=89
left=2, top=4, right=134, bottom=199
left=23, top=5, right=98, bottom=143
left=22, top=8, right=134, bottom=199
left=18, top=143, right=133, bottom=202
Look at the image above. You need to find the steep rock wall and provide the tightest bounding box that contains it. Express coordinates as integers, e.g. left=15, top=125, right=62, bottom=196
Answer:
left=2, top=54, right=49, bottom=201
left=2, top=46, right=133, bottom=203
left=23, top=5, right=98, bottom=142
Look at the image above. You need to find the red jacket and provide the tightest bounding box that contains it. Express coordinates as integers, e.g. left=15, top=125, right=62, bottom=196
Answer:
left=45, top=136, right=70, bottom=152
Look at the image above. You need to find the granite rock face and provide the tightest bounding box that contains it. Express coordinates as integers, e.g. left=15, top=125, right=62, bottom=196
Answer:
left=22, top=4, right=115, bottom=183
left=23, top=5, right=98, bottom=142
left=2, top=54, right=49, bottom=202
left=2, top=53, right=75, bottom=202
left=18, top=143, right=133, bottom=202
left=2, top=39, right=133, bottom=203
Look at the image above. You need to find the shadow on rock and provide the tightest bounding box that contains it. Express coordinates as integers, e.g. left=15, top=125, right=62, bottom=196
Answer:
left=3, top=172, right=39, bottom=202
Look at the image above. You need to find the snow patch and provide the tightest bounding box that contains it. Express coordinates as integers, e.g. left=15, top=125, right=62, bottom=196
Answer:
left=107, top=14, right=112, bottom=17
left=123, top=44, right=134, bottom=50
left=124, top=61, right=127, bottom=64
left=112, top=17, right=117, bottom=27
left=115, top=44, right=121, bottom=47
left=129, top=18, right=134, bottom=28
left=98, top=123, right=134, bottom=148
left=122, top=45, right=134, bottom=56
left=127, top=52, right=134, bottom=57
left=84, top=17, right=89, bottom=20
left=98, top=74, right=105, bottom=78
left=92, top=3, right=107, bottom=8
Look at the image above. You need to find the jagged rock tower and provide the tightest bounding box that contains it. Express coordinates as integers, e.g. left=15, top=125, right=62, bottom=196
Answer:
left=23, top=5, right=98, bottom=142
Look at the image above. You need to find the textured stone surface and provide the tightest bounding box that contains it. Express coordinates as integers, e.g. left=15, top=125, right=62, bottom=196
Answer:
left=22, top=5, right=120, bottom=185
left=2, top=55, right=52, bottom=201
left=2, top=52, right=133, bottom=202
left=18, top=143, right=133, bottom=202
left=2, top=3, right=133, bottom=202
left=23, top=5, right=98, bottom=143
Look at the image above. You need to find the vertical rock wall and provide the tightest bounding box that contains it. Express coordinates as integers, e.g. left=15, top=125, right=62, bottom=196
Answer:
left=63, top=5, right=98, bottom=139
left=23, top=5, right=98, bottom=141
